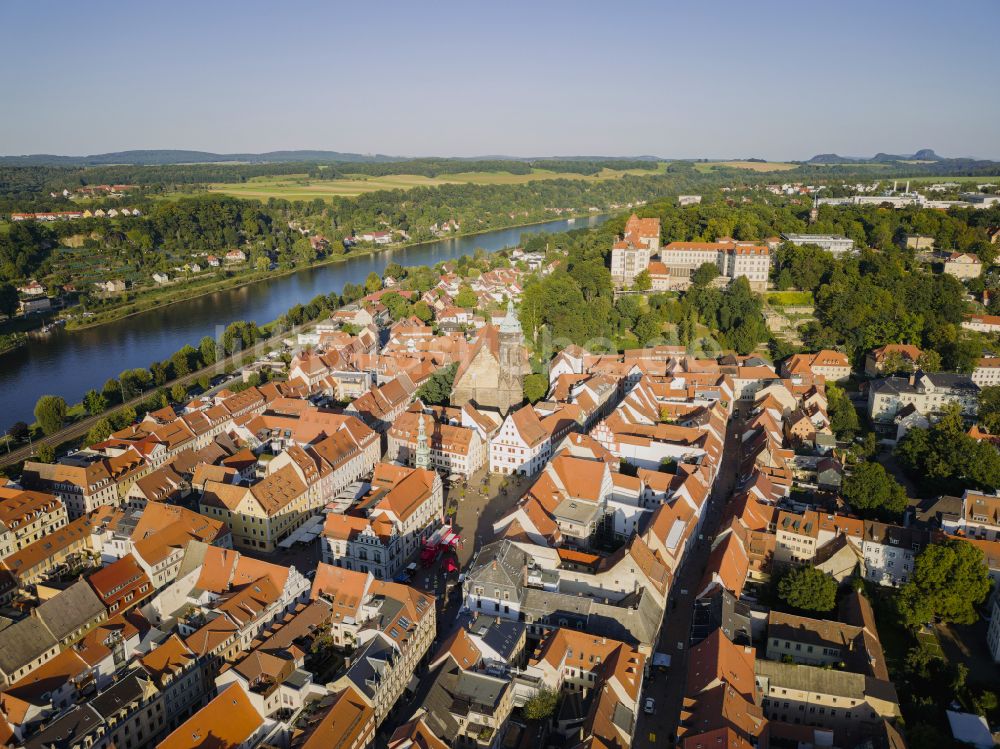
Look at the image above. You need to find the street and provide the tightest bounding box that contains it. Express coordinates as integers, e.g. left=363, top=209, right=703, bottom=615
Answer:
left=633, top=412, right=743, bottom=747
left=423, top=467, right=532, bottom=638
left=373, top=466, right=532, bottom=743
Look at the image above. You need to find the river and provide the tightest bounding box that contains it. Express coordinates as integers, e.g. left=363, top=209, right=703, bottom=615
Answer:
left=0, top=215, right=608, bottom=427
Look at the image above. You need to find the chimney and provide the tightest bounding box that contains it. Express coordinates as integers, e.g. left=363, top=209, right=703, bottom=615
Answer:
left=908, top=373, right=916, bottom=387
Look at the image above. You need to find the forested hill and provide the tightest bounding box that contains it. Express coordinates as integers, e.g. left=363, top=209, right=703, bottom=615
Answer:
left=0, top=150, right=404, bottom=167
left=0, top=151, right=667, bottom=168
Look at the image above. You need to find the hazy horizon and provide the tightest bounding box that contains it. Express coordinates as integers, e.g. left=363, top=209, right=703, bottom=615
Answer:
left=3, top=0, right=999, bottom=161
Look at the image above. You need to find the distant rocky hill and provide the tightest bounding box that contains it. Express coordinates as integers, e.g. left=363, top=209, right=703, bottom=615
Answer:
left=805, top=149, right=942, bottom=164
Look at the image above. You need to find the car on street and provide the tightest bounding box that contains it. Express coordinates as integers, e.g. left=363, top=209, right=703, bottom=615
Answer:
left=644, top=697, right=655, bottom=714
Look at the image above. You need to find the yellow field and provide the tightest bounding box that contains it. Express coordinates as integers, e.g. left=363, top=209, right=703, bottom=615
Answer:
left=206, top=164, right=667, bottom=201
left=695, top=160, right=798, bottom=172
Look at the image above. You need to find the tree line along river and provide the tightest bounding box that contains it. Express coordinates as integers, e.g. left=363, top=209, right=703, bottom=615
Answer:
left=0, top=215, right=608, bottom=428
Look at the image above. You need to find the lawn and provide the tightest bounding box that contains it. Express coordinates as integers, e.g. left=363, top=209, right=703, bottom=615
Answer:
left=870, top=589, right=912, bottom=673
left=765, top=290, right=814, bottom=306
left=205, top=164, right=667, bottom=202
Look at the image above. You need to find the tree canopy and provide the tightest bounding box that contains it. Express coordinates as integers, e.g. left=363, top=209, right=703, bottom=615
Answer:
left=33, top=395, right=67, bottom=436
left=841, top=461, right=908, bottom=519
left=453, top=287, right=479, bottom=309
left=523, top=687, right=559, bottom=720
left=895, top=404, right=1000, bottom=495
left=896, top=539, right=991, bottom=627
left=524, top=373, right=548, bottom=404
left=416, top=363, right=458, bottom=406
left=826, top=383, right=860, bottom=439
left=778, top=565, right=837, bottom=612
left=690, top=277, right=768, bottom=355
left=977, top=385, right=1000, bottom=434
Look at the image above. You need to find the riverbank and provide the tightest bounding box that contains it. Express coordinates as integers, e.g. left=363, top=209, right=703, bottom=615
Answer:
left=0, top=332, right=27, bottom=356
left=0, top=213, right=609, bottom=427
left=63, top=212, right=603, bottom=331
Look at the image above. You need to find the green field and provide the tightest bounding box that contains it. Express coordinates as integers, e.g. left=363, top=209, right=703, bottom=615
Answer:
left=206, top=164, right=667, bottom=201
left=904, top=175, right=998, bottom=186
left=694, top=160, right=798, bottom=173
left=766, top=290, right=815, bottom=306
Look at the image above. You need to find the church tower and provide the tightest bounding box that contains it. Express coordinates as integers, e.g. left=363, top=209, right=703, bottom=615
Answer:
left=809, top=194, right=819, bottom=224
left=498, top=300, right=527, bottom=412
left=415, top=413, right=430, bottom=470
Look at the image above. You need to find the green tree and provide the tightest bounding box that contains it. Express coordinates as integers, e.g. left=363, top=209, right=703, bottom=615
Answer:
left=222, top=321, right=260, bottom=355
left=691, top=262, right=720, bottom=288
left=778, top=566, right=837, bottom=612
left=34, top=395, right=67, bottom=436
left=897, top=538, right=991, bottom=626
left=102, top=378, right=122, bottom=402
left=111, top=406, right=138, bottom=430
left=35, top=443, right=56, bottom=464
left=364, top=272, right=382, bottom=294
left=7, top=421, right=28, bottom=442
left=380, top=292, right=410, bottom=320
left=634, top=313, right=662, bottom=344
left=171, top=345, right=198, bottom=377
left=524, top=374, right=548, bottom=404
left=827, top=383, right=859, bottom=439
left=896, top=404, right=1000, bottom=494
left=841, top=461, right=908, bottom=518
left=86, top=417, right=115, bottom=445
left=199, top=336, right=218, bottom=366
left=0, top=283, right=18, bottom=318
left=632, top=269, right=652, bottom=291
left=411, top=300, right=433, bottom=322
left=292, top=236, right=317, bottom=264
left=150, top=360, right=169, bottom=386
left=119, top=368, right=152, bottom=399
left=171, top=383, right=188, bottom=403
left=973, top=690, right=998, bottom=718
left=880, top=350, right=913, bottom=375
left=978, top=385, right=1000, bottom=434
left=917, top=349, right=942, bottom=373
left=454, top=286, right=479, bottom=308
left=84, top=389, right=108, bottom=416
left=416, top=363, right=458, bottom=405
left=523, top=687, right=559, bottom=720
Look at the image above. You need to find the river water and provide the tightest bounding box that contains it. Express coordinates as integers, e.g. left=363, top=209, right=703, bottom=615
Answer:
left=0, top=215, right=608, bottom=427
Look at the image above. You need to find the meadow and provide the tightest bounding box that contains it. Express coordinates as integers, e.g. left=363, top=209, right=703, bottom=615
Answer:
left=694, top=160, right=798, bottom=173
left=205, top=164, right=668, bottom=201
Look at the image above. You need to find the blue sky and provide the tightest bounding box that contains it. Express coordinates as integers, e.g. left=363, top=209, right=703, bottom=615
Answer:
left=2, top=0, right=998, bottom=159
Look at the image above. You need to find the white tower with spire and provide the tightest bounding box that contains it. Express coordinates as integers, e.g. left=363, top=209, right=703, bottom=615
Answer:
left=415, top=413, right=430, bottom=470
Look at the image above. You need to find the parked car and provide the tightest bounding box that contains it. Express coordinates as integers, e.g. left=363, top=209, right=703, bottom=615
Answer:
left=644, top=698, right=655, bottom=714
